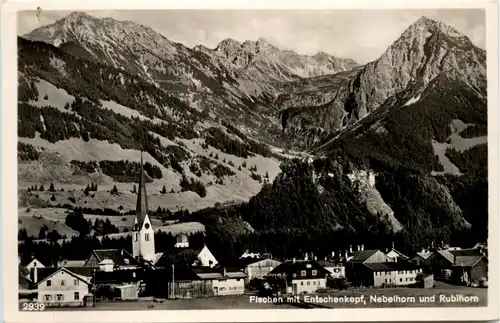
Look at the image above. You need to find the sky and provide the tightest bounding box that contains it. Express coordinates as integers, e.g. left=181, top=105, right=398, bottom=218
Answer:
left=17, top=9, right=485, bottom=64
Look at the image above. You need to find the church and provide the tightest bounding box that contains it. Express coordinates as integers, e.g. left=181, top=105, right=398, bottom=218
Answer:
left=84, top=152, right=219, bottom=271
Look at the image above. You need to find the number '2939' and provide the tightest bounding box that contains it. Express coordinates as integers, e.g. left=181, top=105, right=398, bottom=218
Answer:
left=22, top=302, right=45, bottom=311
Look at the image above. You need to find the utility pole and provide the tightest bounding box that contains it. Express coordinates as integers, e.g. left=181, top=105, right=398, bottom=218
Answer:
left=171, top=264, right=175, bottom=299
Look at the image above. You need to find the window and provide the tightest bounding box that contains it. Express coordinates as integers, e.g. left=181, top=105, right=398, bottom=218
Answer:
left=312, top=270, right=317, bottom=276
left=74, top=292, right=80, bottom=300
left=292, top=273, right=297, bottom=278
left=307, top=281, right=310, bottom=286
left=74, top=279, right=79, bottom=286
left=385, top=279, right=388, bottom=283
left=44, top=294, right=51, bottom=301
left=46, top=280, right=52, bottom=287
left=60, top=280, right=65, bottom=286
left=145, top=233, right=150, bottom=241
left=300, top=282, right=304, bottom=286
left=56, top=294, right=64, bottom=301
left=313, top=281, right=316, bottom=285
left=301, top=270, right=306, bottom=277
left=400, top=278, right=402, bottom=282
left=134, top=233, right=138, bottom=242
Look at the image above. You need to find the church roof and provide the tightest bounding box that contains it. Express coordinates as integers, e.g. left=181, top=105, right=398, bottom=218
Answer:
left=135, top=151, right=149, bottom=229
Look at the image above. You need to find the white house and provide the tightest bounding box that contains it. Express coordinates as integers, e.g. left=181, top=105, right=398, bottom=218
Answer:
left=194, top=245, right=218, bottom=267
left=24, top=258, right=45, bottom=272
left=236, top=258, right=281, bottom=282
left=32, top=267, right=92, bottom=307
left=269, top=260, right=331, bottom=295
left=363, top=262, right=423, bottom=287
left=193, top=267, right=246, bottom=296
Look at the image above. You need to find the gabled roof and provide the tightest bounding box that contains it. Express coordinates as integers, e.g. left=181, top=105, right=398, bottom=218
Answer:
left=21, top=258, right=44, bottom=267
left=436, top=250, right=455, bottom=264
left=269, top=260, right=330, bottom=280
left=192, top=267, right=246, bottom=280
left=315, top=260, right=338, bottom=268
left=349, top=249, right=380, bottom=262
left=89, top=249, right=138, bottom=267
left=134, top=151, right=150, bottom=229
left=59, top=260, right=86, bottom=267
left=453, top=255, right=485, bottom=268
left=364, top=261, right=419, bottom=272
left=449, top=249, right=483, bottom=257
left=33, top=267, right=90, bottom=288
left=414, top=252, right=433, bottom=260
left=386, top=249, right=409, bottom=260
left=154, top=248, right=202, bottom=268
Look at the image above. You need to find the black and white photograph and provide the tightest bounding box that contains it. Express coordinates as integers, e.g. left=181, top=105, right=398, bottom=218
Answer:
left=2, top=0, right=499, bottom=321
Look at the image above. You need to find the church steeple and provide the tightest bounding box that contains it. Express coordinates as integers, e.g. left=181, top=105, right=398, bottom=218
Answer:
left=132, top=150, right=156, bottom=262
left=135, top=150, right=149, bottom=228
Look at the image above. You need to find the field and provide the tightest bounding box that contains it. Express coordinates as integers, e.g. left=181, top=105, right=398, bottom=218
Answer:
left=18, top=207, right=205, bottom=240
left=46, top=284, right=487, bottom=311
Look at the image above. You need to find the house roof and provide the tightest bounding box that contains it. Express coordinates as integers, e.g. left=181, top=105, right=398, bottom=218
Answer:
left=154, top=248, right=203, bottom=268
left=59, top=260, right=86, bottom=267
left=449, top=249, right=483, bottom=257
left=269, top=260, right=330, bottom=280
left=386, top=249, right=409, bottom=260
left=33, top=267, right=91, bottom=288
left=436, top=250, right=455, bottom=264
left=21, top=258, right=44, bottom=267
left=89, top=249, right=138, bottom=267
left=415, top=252, right=433, bottom=260
left=315, top=260, right=338, bottom=268
left=364, top=261, right=420, bottom=272
left=453, top=256, right=485, bottom=268
left=349, top=250, right=380, bottom=262
left=192, top=267, right=246, bottom=280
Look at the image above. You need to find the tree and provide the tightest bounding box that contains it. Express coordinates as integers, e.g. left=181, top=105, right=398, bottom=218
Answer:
left=49, top=183, right=55, bottom=192
left=160, top=185, right=167, bottom=194
left=111, top=185, right=118, bottom=194
left=18, top=228, right=29, bottom=241
left=265, top=171, right=269, bottom=178
left=39, top=184, right=45, bottom=192
left=38, top=225, right=48, bottom=239
left=50, top=194, right=56, bottom=201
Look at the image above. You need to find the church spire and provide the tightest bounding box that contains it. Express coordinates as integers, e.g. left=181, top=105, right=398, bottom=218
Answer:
left=135, top=150, right=149, bottom=228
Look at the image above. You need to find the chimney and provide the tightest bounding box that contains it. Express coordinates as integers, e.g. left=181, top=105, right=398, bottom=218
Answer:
left=32, top=267, right=38, bottom=284
left=344, top=251, right=348, bottom=260
left=431, top=241, right=434, bottom=249
left=222, top=267, right=227, bottom=277
left=392, top=241, right=395, bottom=250
left=361, top=244, right=364, bottom=251
left=349, top=245, right=352, bottom=253
left=314, top=256, right=317, bottom=261
left=331, top=251, right=335, bottom=258
left=292, top=258, right=296, bottom=263
left=394, top=256, right=398, bottom=263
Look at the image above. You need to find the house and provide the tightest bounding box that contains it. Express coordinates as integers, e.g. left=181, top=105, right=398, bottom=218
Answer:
left=355, top=262, right=423, bottom=287
left=346, top=249, right=390, bottom=282
left=193, top=267, right=246, bottom=296
left=23, top=258, right=46, bottom=272
left=315, top=260, right=346, bottom=279
left=19, top=272, right=36, bottom=300
left=31, top=267, right=92, bottom=307
left=155, top=244, right=219, bottom=269
left=145, top=266, right=246, bottom=299
left=174, top=233, right=190, bottom=248
left=268, top=260, right=330, bottom=295
left=449, top=250, right=488, bottom=285
left=234, top=257, right=281, bottom=282
left=411, top=250, right=433, bottom=267
left=84, top=249, right=139, bottom=270
left=386, top=248, right=410, bottom=263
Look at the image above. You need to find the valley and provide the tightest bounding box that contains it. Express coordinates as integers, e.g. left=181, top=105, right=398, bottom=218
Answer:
left=17, top=11, right=488, bottom=267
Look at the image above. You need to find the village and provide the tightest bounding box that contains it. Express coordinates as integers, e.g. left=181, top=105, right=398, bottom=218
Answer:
left=18, top=156, right=489, bottom=310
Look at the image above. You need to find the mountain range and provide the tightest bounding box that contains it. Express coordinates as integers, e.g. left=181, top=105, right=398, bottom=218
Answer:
left=17, top=12, right=488, bottom=257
